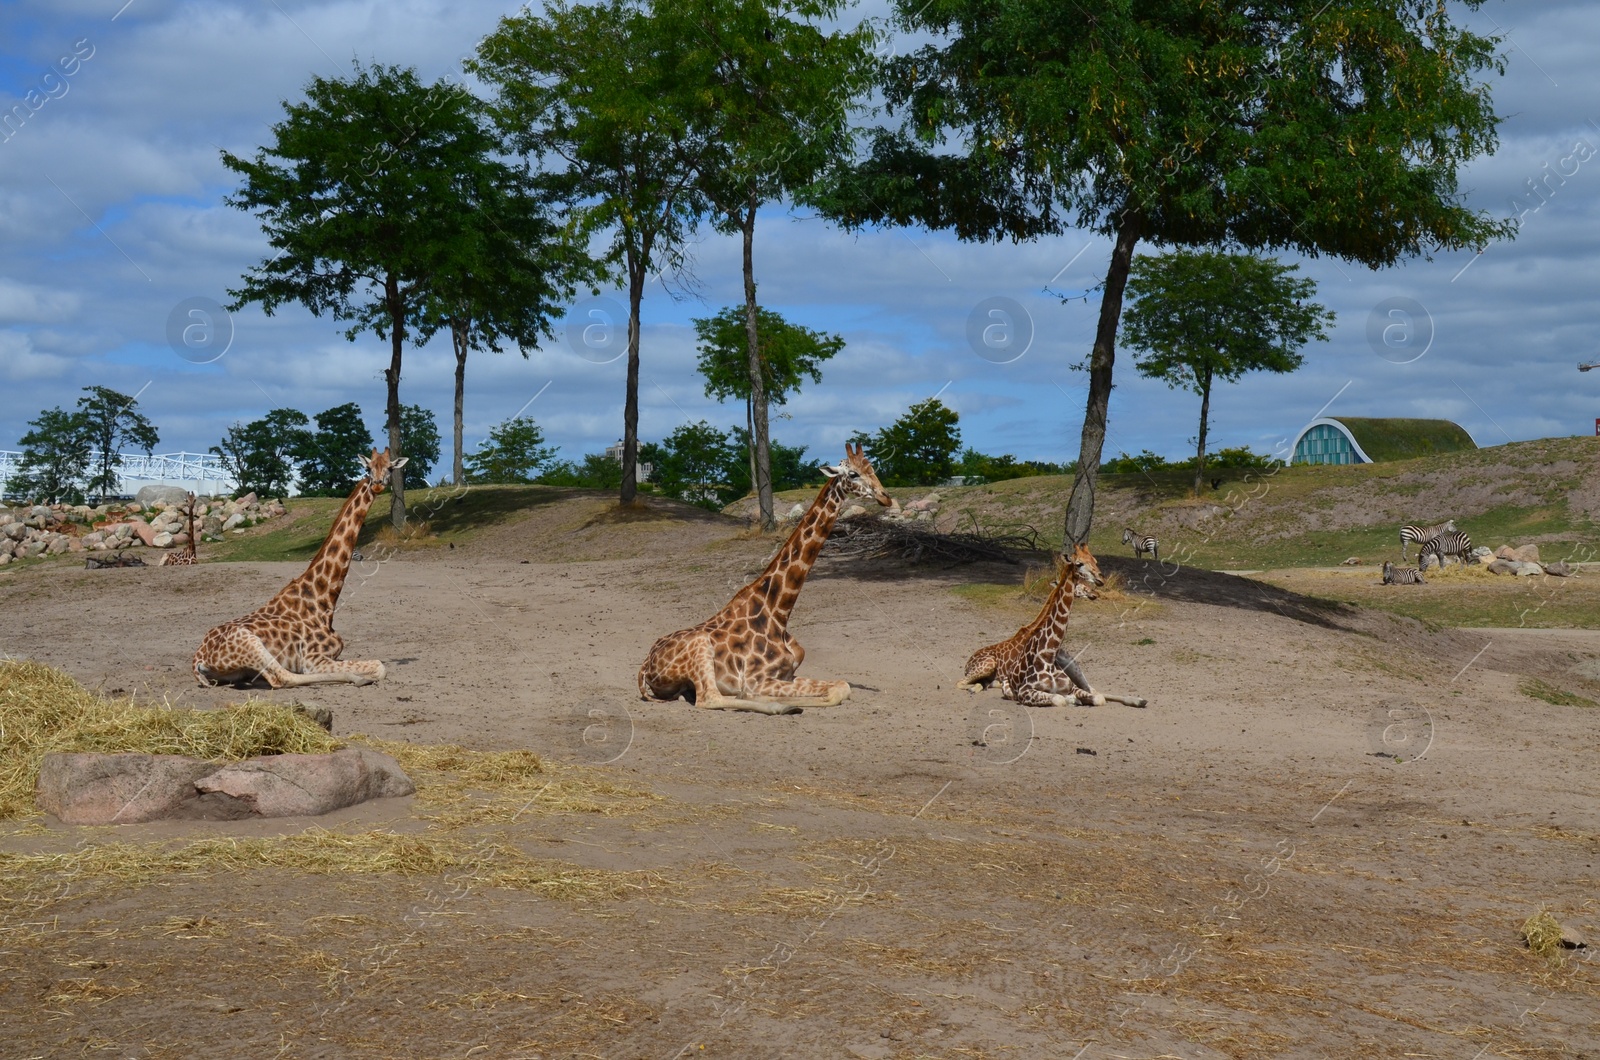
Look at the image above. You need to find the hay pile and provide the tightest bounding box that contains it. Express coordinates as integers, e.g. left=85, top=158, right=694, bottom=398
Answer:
left=0, top=660, right=339, bottom=819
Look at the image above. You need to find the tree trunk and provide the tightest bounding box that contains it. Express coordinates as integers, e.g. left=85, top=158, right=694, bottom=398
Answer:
left=620, top=252, right=645, bottom=505
left=1193, top=363, right=1212, bottom=497
left=1062, top=214, right=1142, bottom=545
left=384, top=274, right=406, bottom=529
left=745, top=394, right=757, bottom=495
left=452, top=318, right=468, bottom=487
left=741, top=193, right=774, bottom=531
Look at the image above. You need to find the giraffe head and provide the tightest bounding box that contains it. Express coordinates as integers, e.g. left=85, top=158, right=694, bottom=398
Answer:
left=821, top=442, right=891, bottom=507
left=359, top=449, right=409, bottom=494
left=1057, top=542, right=1104, bottom=599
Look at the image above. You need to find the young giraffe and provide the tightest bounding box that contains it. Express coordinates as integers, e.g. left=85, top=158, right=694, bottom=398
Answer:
left=192, top=450, right=406, bottom=689
left=957, top=569, right=1095, bottom=692
left=637, top=442, right=891, bottom=715
left=160, top=493, right=199, bottom=566
left=986, top=543, right=1147, bottom=708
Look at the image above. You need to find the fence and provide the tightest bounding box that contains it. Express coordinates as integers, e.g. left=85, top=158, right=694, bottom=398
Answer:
left=0, top=451, right=238, bottom=499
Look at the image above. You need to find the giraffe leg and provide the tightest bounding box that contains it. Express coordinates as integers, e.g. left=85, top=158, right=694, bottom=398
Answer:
left=689, top=654, right=804, bottom=715
left=958, top=659, right=997, bottom=692
left=242, top=637, right=379, bottom=688
left=1053, top=652, right=1148, bottom=708
left=742, top=676, right=851, bottom=708
left=1017, top=669, right=1104, bottom=707
left=304, top=655, right=385, bottom=683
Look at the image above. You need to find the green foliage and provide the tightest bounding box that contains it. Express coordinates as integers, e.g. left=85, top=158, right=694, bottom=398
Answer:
left=537, top=452, right=626, bottom=490
left=399, top=405, right=441, bottom=484
left=295, top=403, right=373, bottom=496
left=955, top=448, right=1067, bottom=484
left=75, top=386, right=159, bottom=504
left=649, top=421, right=746, bottom=509
left=466, top=418, right=559, bottom=485
left=865, top=399, right=962, bottom=487
left=694, top=305, right=843, bottom=409
left=1098, top=446, right=1280, bottom=476
left=211, top=408, right=311, bottom=500
left=9, top=407, right=92, bottom=504
left=1332, top=418, right=1478, bottom=463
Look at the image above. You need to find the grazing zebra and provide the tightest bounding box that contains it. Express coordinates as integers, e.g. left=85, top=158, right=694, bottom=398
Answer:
left=1399, top=518, right=1456, bottom=560
left=1122, top=527, right=1158, bottom=562
left=1417, top=530, right=1473, bottom=571
left=1382, top=561, right=1426, bottom=585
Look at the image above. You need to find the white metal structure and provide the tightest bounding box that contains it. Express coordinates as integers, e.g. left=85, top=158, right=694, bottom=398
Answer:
left=0, top=451, right=237, bottom=498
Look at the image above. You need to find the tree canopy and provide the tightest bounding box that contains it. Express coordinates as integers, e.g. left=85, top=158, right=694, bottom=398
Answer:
left=211, top=408, right=311, bottom=500
left=77, top=386, right=159, bottom=504
left=819, top=0, right=1514, bottom=541
left=10, top=407, right=92, bottom=505
left=295, top=403, right=373, bottom=497
left=466, top=417, right=559, bottom=485
left=859, top=398, right=963, bottom=487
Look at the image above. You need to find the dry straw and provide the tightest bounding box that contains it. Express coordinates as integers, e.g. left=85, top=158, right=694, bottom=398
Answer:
left=0, top=659, right=339, bottom=820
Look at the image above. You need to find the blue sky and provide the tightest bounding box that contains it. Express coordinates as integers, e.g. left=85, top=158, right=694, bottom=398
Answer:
left=3, top=1, right=1599, bottom=477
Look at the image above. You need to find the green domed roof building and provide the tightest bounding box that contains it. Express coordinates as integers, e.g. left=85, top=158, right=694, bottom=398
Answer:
left=1290, top=417, right=1476, bottom=466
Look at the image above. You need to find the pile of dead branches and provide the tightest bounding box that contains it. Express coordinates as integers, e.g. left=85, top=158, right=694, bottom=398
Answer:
left=822, top=515, right=1044, bottom=565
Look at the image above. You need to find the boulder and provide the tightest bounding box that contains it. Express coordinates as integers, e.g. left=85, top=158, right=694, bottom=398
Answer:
left=1471, top=546, right=1493, bottom=558
left=0, top=553, right=10, bottom=566
left=1494, top=545, right=1518, bottom=560
left=131, top=522, right=159, bottom=547
left=237, top=491, right=259, bottom=508
left=1542, top=561, right=1573, bottom=577
left=1510, top=544, right=1541, bottom=563
left=2, top=522, right=24, bottom=541
left=37, top=753, right=218, bottom=824
left=221, top=512, right=247, bottom=532
left=194, top=749, right=414, bottom=817
left=125, top=502, right=143, bottom=514
left=1510, top=561, right=1544, bottom=577
left=37, top=749, right=414, bottom=825
left=135, top=485, right=192, bottom=507
left=152, top=532, right=174, bottom=549
left=1486, top=559, right=1517, bottom=575
left=46, top=535, right=70, bottom=555
left=840, top=504, right=868, bottom=521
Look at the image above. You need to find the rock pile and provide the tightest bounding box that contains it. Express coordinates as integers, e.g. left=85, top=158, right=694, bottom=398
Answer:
left=0, top=492, right=285, bottom=566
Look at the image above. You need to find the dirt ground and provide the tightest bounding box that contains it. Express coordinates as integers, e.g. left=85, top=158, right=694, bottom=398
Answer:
left=2, top=495, right=1597, bottom=1059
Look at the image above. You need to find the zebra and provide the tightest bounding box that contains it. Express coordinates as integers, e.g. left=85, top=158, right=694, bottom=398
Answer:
left=1399, top=518, right=1456, bottom=560
left=1381, top=561, right=1426, bottom=585
left=1417, top=530, right=1473, bottom=571
left=1122, top=527, right=1158, bottom=562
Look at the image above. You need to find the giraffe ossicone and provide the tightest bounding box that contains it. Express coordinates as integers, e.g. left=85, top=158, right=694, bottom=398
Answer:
left=637, top=442, right=891, bottom=715
left=191, top=450, right=407, bottom=689
left=960, top=543, right=1148, bottom=709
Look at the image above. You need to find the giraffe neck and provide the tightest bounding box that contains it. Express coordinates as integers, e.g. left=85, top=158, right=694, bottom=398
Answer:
left=184, top=503, right=196, bottom=558
left=1024, top=572, right=1080, bottom=669
left=274, top=479, right=375, bottom=613
left=743, top=477, right=848, bottom=626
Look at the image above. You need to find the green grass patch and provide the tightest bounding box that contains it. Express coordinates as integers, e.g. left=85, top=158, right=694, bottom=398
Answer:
left=1254, top=568, right=1600, bottom=629
left=1519, top=678, right=1598, bottom=708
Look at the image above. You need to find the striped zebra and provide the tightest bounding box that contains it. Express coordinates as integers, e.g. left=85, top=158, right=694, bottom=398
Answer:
left=1381, top=561, right=1426, bottom=585
left=1399, top=518, right=1456, bottom=560
left=1417, top=530, right=1473, bottom=570
left=1122, top=527, right=1158, bottom=562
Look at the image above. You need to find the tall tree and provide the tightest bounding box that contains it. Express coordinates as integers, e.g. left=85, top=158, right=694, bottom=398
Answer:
left=663, top=0, right=875, bottom=529
left=294, top=403, right=373, bottom=496
left=819, top=1, right=1514, bottom=542
left=77, top=386, right=159, bottom=504
left=472, top=1, right=718, bottom=504
left=211, top=408, right=311, bottom=499
left=867, top=398, right=962, bottom=487
left=10, top=407, right=92, bottom=505
left=223, top=62, right=505, bottom=528
left=1123, top=251, right=1332, bottom=495
left=651, top=420, right=746, bottom=509
left=693, top=304, right=842, bottom=492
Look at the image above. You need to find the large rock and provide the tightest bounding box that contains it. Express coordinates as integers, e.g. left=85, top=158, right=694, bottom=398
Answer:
left=152, top=531, right=174, bottom=549
left=221, top=512, right=247, bottom=532
left=1510, top=544, right=1541, bottom=563
left=1486, top=559, right=1518, bottom=575
left=2, top=522, right=24, bottom=541
left=195, top=749, right=415, bottom=817
left=1543, top=561, right=1573, bottom=577
left=135, top=485, right=192, bottom=507
left=37, top=749, right=414, bottom=825
left=1510, top=561, right=1544, bottom=577
left=131, top=522, right=159, bottom=547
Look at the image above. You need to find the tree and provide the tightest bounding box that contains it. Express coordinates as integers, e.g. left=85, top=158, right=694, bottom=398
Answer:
left=662, top=0, right=875, bottom=529
left=398, top=405, right=442, bottom=485
left=472, top=1, right=719, bottom=505
left=537, top=452, right=625, bottom=490
left=868, top=398, right=962, bottom=487
left=211, top=408, right=311, bottom=499
left=730, top=429, right=812, bottom=492
left=650, top=420, right=745, bottom=509
left=694, top=305, right=842, bottom=493
left=465, top=417, right=559, bottom=484
left=223, top=62, right=507, bottom=528
left=76, top=385, right=159, bottom=504
left=1123, top=251, right=1331, bottom=495
left=295, top=403, right=373, bottom=496
left=820, top=1, right=1514, bottom=542
left=10, top=408, right=92, bottom=504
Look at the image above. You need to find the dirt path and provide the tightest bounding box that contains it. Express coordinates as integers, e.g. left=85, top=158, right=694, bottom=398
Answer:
left=2, top=505, right=1597, bottom=1058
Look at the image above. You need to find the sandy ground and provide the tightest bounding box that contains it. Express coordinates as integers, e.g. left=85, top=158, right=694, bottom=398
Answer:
left=1, top=498, right=1598, bottom=1059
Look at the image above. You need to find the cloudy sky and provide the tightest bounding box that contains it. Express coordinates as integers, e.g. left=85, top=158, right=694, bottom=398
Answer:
left=2, top=1, right=1597, bottom=479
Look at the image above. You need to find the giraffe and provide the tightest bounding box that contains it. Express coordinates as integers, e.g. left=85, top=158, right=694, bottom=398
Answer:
left=192, top=450, right=406, bottom=689
left=160, top=493, right=199, bottom=566
left=637, top=442, right=891, bottom=715
left=964, top=543, right=1147, bottom=708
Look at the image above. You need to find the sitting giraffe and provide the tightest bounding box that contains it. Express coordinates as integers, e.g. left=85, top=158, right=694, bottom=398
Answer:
left=160, top=493, right=200, bottom=567
left=966, top=543, right=1147, bottom=708
left=192, top=450, right=406, bottom=688
left=638, top=442, right=891, bottom=715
